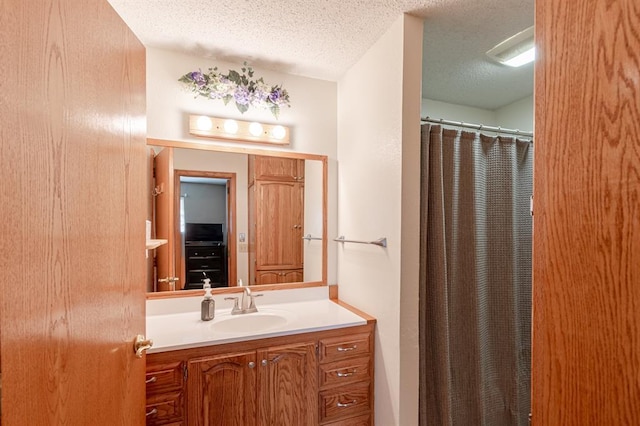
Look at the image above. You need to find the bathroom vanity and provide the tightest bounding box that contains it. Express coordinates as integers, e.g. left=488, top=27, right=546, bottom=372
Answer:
left=145, top=289, right=375, bottom=425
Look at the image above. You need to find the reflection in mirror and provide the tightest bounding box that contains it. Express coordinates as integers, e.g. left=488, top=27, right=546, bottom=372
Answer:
left=147, top=142, right=326, bottom=295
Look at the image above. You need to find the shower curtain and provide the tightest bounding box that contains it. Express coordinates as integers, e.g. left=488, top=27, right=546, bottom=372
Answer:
left=419, top=124, right=533, bottom=426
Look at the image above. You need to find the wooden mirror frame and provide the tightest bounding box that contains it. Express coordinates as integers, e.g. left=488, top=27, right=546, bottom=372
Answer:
left=146, top=138, right=328, bottom=299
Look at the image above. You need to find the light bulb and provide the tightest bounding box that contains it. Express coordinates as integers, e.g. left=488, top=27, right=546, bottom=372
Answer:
left=223, top=119, right=239, bottom=134
left=249, top=122, right=263, bottom=137
left=196, top=116, right=213, bottom=131
left=271, top=125, right=287, bottom=140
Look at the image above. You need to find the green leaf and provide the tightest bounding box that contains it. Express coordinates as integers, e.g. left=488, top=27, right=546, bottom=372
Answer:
left=223, top=95, right=232, bottom=105
left=270, top=105, right=280, bottom=119
left=236, top=103, right=249, bottom=114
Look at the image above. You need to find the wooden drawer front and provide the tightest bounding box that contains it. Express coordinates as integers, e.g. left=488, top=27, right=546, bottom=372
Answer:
left=322, top=413, right=371, bottom=426
left=320, top=356, right=370, bottom=389
left=319, top=333, right=371, bottom=363
left=319, top=382, right=370, bottom=423
left=146, top=361, right=183, bottom=395
left=145, top=391, right=184, bottom=425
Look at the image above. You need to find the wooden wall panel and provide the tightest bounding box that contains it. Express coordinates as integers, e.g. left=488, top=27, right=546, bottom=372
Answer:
left=0, top=0, right=147, bottom=424
left=532, top=0, right=640, bottom=424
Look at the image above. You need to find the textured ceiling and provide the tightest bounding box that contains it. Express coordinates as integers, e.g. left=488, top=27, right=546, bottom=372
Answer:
left=108, top=0, right=533, bottom=110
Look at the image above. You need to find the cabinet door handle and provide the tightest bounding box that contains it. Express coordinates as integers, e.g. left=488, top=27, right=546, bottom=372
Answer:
left=248, top=362, right=256, bottom=369
left=336, top=369, right=357, bottom=377
left=146, top=408, right=158, bottom=417
left=337, top=345, right=357, bottom=352
left=145, top=376, right=157, bottom=384
left=261, top=359, right=268, bottom=366
left=337, top=400, right=358, bottom=408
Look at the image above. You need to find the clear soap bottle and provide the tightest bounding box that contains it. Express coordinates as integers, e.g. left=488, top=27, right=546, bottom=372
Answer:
left=201, top=278, right=215, bottom=321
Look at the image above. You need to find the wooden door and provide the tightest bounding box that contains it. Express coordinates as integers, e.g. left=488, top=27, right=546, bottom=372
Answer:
left=188, top=352, right=257, bottom=426
left=0, top=0, right=147, bottom=424
left=154, top=147, right=177, bottom=291
left=257, top=342, right=318, bottom=426
left=532, top=0, right=640, bottom=424
left=253, top=156, right=305, bottom=182
left=255, top=181, right=304, bottom=270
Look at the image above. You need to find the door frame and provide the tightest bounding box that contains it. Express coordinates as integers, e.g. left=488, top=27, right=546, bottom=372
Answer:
left=174, top=169, right=238, bottom=289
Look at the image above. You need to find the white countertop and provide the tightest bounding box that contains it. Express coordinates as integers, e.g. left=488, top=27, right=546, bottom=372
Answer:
left=146, top=287, right=368, bottom=353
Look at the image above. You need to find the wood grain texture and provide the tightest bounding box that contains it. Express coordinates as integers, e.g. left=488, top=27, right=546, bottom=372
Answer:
left=188, top=352, right=257, bottom=426
left=0, top=0, right=147, bottom=424
left=258, top=342, right=318, bottom=426
left=155, top=147, right=176, bottom=291
left=533, top=0, right=640, bottom=424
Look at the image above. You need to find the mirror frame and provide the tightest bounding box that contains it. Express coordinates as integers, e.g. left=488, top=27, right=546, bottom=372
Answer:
left=146, top=138, right=328, bottom=299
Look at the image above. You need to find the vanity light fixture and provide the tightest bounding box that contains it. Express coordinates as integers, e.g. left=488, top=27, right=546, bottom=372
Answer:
left=486, top=26, right=535, bottom=67
left=189, top=115, right=290, bottom=145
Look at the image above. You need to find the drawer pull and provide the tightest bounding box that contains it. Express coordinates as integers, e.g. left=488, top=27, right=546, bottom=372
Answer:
left=337, top=399, right=358, bottom=408
left=145, top=376, right=157, bottom=384
left=337, top=369, right=357, bottom=377
left=145, top=408, right=158, bottom=417
left=337, top=345, right=357, bottom=352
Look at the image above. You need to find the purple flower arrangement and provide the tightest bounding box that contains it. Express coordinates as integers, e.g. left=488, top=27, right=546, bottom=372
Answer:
left=179, top=64, right=290, bottom=119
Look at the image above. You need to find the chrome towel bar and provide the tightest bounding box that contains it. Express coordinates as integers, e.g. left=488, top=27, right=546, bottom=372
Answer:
left=334, top=235, right=387, bottom=248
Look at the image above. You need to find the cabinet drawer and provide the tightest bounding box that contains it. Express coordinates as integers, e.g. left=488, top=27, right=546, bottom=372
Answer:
left=321, top=412, right=371, bottom=426
left=146, top=361, right=183, bottom=395
left=186, top=247, right=223, bottom=258
left=187, top=258, right=223, bottom=271
left=320, top=356, right=370, bottom=389
left=319, top=333, right=371, bottom=363
left=319, top=382, right=370, bottom=423
left=145, top=391, right=184, bottom=425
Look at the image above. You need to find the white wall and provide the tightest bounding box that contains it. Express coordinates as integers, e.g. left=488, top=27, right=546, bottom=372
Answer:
left=337, top=14, right=423, bottom=426
left=422, top=98, right=496, bottom=125
left=181, top=183, right=227, bottom=227
left=496, top=95, right=534, bottom=133
left=146, top=48, right=338, bottom=284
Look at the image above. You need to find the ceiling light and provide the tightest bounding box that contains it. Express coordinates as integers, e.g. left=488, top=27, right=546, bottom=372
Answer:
left=486, top=26, right=535, bottom=67
left=188, top=115, right=290, bottom=145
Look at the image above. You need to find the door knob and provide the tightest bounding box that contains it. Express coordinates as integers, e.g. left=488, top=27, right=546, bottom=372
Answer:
left=134, top=334, right=153, bottom=358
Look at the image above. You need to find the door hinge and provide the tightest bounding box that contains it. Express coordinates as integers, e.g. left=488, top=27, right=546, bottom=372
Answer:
left=183, top=364, right=188, bottom=381
left=528, top=412, right=532, bottom=425
left=530, top=195, right=534, bottom=217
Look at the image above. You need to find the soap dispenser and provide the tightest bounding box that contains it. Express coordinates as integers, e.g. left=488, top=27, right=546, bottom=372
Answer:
left=201, top=279, right=215, bottom=321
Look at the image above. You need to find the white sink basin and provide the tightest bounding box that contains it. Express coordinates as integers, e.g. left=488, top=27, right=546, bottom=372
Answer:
left=212, top=312, right=289, bottom=334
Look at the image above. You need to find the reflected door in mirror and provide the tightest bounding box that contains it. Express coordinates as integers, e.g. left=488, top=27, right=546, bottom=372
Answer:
left=249, top=156, right=304, bottom=285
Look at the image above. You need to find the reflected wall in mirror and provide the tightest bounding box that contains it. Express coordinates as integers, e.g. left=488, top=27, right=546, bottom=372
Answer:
left=147, top=140, right=327, bottom=295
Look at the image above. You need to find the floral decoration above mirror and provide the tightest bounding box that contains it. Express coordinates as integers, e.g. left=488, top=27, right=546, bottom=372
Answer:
left=179, top=63, right=290, bottom=119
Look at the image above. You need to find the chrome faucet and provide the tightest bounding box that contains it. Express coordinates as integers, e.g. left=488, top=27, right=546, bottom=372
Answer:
left=224, top=287, right=262, bottom=315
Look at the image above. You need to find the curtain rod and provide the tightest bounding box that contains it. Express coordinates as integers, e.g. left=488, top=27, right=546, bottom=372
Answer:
left=421, top=116, right=534, bottom=138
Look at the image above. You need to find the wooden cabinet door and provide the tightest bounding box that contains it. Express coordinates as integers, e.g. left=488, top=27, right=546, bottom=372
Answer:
left=255, top=181, right=304, bottom=269
left=255, top=269, right=304, bottom=285
left=252, top=156, right=304, bottom=182
left=188, top=352, right=257, bottom=426
left=257, top=342, right=318, bottom=426
left=282, top=269, right=303, bottom=283
left=255, top=270, right=283, bottom=285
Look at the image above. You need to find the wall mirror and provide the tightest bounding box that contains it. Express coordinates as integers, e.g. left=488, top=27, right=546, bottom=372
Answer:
left=146, top=139, right=327, bottom=298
